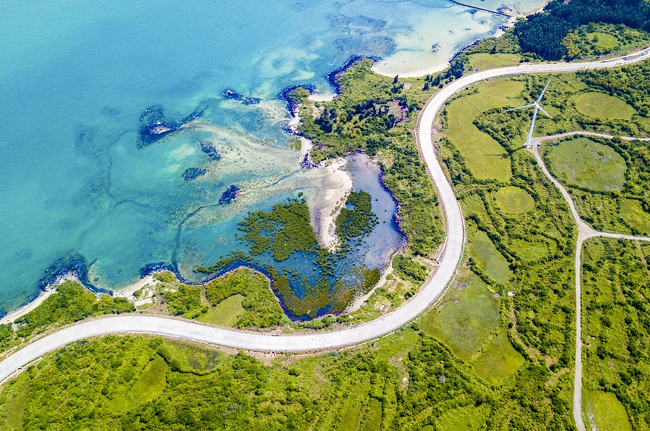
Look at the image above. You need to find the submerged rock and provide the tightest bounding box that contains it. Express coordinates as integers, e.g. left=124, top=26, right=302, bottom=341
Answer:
left=182, top=167, right=207, bottom=181
left=138, top=104, right=205, bottom=148
left=222, top=89, right=260, bottom=105
left=37, top=252, right=109, bottom=294
left=200, top=141, right=221, bottom=161
left=219, top=185, right=240, bottom=205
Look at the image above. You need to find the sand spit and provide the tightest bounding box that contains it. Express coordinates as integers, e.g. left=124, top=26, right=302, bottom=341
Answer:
left=311, top=158, right=353, bottom=252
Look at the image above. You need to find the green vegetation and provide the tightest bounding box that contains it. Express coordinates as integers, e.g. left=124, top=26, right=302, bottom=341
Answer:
left=295, top=59, right=443, bottom=258
left=468, top=230, right=512, bottom=284
left=467, top=53, right=521, bottom=71
left=493, top=186, right=535, bottom=214
left=442, top=78, right=525, bottom=181
left=434, top=405, right=491, bottom=431
left=0, top=325, right=574, bottom=430
left=620, top=199, right=650, bottom=233
left=544, top=135, right=650, bottom=235
left=238, top=197, right=318, bottom=262
left=335, top=190, right=379, bottom=246
left=584, top=391, right=632, bottom=431
left=513, top=0, right=650, bottom=60
left=392, top=255, right=427, bottom=283
left=582, top=238, right=650, bottom=429
left=573, top=92, right=636, bottom=120
left=198, top=294, right=244, bottom=327
left=204, top=269, right=286, bottom=328
left=421, top=275, right=499, bottom=361
left=161, top=284, right=204, bottom=319
left=473, top=331, right=525, bottom=386
left=110, top=356, right=168, bottom=410
left=546, top=137, right=627, bottom=191
left=563, top=23, right=650, bottom=59
left=0, top=281, right=133, bottom=353
left=161, top=268, right=287, bottom=329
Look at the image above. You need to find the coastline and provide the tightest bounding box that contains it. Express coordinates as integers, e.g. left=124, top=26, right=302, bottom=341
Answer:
left=0, top=287, right=56, bottom=325
left=0, top=0, right=548, bottom=323
left=371, top=1, right=549, bottom=78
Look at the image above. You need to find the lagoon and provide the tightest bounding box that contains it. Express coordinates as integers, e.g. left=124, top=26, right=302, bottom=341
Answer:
left=0, top=0, right=545, bottom=314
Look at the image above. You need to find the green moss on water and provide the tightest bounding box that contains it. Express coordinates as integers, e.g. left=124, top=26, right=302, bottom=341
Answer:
left=238, top=198, right=318, bottom=262
left=335, top=190, right=378, bottom=245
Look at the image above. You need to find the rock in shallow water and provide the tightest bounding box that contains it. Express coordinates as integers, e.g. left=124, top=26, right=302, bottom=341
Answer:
left=182, top=167, right=207, bottom=181
left=219, top=185, right=240, bottom=205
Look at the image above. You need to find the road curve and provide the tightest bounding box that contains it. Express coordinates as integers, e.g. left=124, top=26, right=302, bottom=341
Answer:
left=1, top=47, right=650, bottom=386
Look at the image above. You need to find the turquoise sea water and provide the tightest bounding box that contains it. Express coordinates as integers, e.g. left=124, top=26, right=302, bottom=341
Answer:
left=0, top=0, right=545, bottom=314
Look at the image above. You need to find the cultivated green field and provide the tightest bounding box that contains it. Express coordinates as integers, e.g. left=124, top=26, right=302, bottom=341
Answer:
left=573, top=92, right=636, bottom=120
left=443, top=78, right=525, bottom=181
left=546, top=137, right=627, bottom=191
left=493, top=186, right=535, bottom=214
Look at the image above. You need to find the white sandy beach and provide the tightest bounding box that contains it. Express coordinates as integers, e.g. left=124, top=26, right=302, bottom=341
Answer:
left=0, top=288, right=56, bottom=325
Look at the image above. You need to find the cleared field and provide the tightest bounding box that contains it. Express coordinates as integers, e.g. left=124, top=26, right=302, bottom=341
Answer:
left=445, top=79, right=526, bottom=181
left=493, top=186, right=535, bottom=214
left=473, top=331, right=524, bottom=386
left=586, top=32, right=619, bottom=49
left=574, top=92, right=636, bottom=120
left=546, top=137, right=626, bottom=191
left=421, top=275, right=499, bottom=361
left=584, top=391, right=631, bottom=431
left=198, top=294, right=245, bottom=327
left=620, top=198, right=650, bottom=233
left=469, top=230, right=513, bottom=283
left=468, top=53, right=521, bottom=70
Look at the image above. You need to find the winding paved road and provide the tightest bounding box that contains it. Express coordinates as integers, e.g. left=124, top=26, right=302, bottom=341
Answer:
left=1, top=48, right=650, bottom=427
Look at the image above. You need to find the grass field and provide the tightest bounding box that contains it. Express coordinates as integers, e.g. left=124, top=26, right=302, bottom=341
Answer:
left=421, top=275, right=499, bottom=361
left=198, top=294, right=245, bottom=327
left=111, top=356, right=168, bottom=410
left=620, top=199, right=650, bottom=233
left=435, top=404, right=491, bottom=431
left=582, top=238, right=650, bottom=428
left=493, top=186, right=535, bottom=214
left=584, top=391, right=632, bottom=431
left=573, top=92, right=636, bottom=120
left=2, top=374, right=28, bottom=431
left=586, top=32, right=619, bottom=49
left=546, top=137, right=627, bottom=191
left=468, top=53, right=521, bottom=71
left=469, top=230, right=513, bottom=283
left=444, top=78, right=526, bottom=181
left=510, top=238, right=551, bottom=261
left=473, top=331, right=525, bottom=386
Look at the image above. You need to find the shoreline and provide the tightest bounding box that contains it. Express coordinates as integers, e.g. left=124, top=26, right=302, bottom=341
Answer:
left=0, top=0, right=547, bottom=323
left=371, top=1, right=549, bottom=78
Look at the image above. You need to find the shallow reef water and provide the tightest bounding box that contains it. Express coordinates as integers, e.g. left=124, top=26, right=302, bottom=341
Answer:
left=0, top=0, right=545, bottom=315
